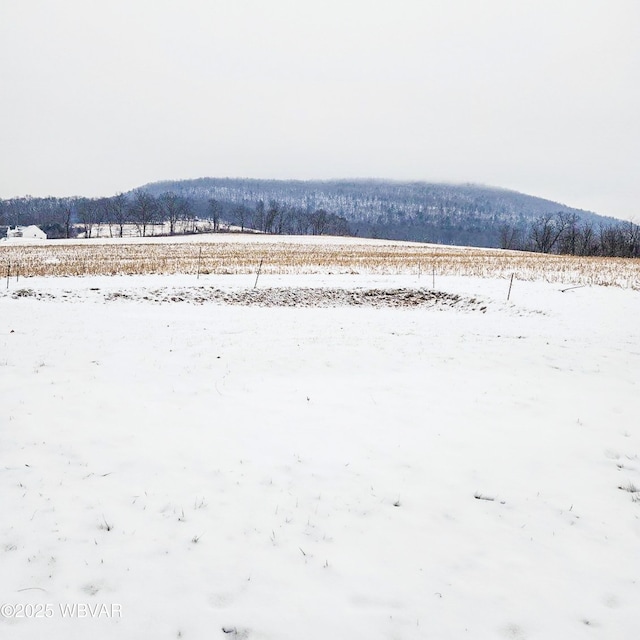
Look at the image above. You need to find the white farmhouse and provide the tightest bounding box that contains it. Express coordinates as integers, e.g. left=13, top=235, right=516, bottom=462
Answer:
left=6, top=225, right=47, bottom=240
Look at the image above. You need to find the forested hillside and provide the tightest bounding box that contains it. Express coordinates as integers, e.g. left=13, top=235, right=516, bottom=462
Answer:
left=140, top=178, right=635, bottom=254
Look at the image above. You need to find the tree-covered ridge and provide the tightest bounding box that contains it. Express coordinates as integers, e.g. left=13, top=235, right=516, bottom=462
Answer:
left=142, top=178, right=603, bottom=225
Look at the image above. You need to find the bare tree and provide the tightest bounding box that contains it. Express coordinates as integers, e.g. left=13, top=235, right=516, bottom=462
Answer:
left=599, top=223, right=623, bottom=257
left=293, top=210, right=311, bottom=235
left=576, top=221, right=597, bottom=256
left=77, top=198, right=99, bottom=238
left=129, top=191, right=158, bottom=237
left=309, top=209, right=329, bottom=235
left=272, top=203, right=292, bottom=234
left=106, top=193, right=128, bottom=238
left=253, top=200, right=265, bottom=233
left=95, top=198, right=111, bottom=236
left=623, top=220, right=640, bottom=258
left=208, top=198, right=222, bottom=232
left=498, top=222, right=522, bottom=250
left=557, top=213, right=580, bottom=255
left=264, top=200, right=280, bottom=234
left=529, top=213, right=568, bottom=253
left=159, top=192, right=191, bottom=235
left=232, top=204, right=250, bottom=232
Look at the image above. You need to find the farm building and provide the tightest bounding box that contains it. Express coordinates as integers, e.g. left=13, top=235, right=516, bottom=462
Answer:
left=5, top=225, right=47, bottom=240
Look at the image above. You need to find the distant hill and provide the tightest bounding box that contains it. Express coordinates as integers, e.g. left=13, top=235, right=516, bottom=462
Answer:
left=137, top=177, right=615, bottom=247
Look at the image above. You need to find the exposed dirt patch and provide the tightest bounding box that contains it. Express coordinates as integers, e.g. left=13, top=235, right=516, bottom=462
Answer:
left=119, top=286, right=488, bottom=310
left=8, top=285, right=489, bottom=310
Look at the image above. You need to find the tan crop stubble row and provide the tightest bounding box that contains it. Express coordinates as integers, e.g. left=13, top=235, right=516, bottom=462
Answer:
left=1, top=240, right=639, bottom=289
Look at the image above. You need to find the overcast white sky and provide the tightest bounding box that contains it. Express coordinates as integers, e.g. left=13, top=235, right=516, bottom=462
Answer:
left=1, top=0, right=638, bottom=220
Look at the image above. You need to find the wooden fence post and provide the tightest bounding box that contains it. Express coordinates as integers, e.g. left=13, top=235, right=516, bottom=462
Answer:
left=507, top=273, right=514, bottom=301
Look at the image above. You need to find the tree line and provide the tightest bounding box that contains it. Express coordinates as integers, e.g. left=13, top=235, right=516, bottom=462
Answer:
left=1, top=192, right=637, bottom=258
left=0, top=192, right=352, bottom=239
left=498, top=212, right=640, bottom=258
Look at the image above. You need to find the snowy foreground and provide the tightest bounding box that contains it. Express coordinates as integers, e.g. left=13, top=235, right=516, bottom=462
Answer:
left=1, top=272, right=639, bottom=640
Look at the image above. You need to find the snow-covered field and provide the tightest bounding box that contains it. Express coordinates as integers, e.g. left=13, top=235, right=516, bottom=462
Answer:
left=1, top=268, right=639, bottom=639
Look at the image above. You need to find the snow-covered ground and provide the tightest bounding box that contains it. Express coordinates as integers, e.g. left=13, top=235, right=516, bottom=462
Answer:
left=1, top=272, right=639, bottom=639
left=1, top=233, right=432, bottom=247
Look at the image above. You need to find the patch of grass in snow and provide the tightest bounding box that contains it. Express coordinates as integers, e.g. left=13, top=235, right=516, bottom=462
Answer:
left=194, top=496, right=208, bottom=509
left=618, top=481, right=639, bottom=493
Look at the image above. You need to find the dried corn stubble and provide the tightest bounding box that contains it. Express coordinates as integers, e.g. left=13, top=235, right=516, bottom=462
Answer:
left=1, top=238, right=638, bottom=288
